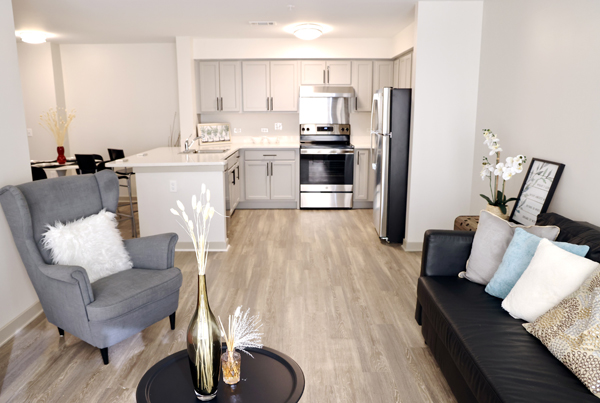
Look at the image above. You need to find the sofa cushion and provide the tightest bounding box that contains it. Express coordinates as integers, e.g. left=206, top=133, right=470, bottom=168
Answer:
left=537, top=213, right=600, bottom=263
left=417, top=276, right=598, bottom=402
left=87, top=267, right=182, bottom=322
left=464, top=210, right=559, bottom=285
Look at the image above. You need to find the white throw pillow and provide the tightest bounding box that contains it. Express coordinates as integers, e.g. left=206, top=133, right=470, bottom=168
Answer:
left=502, top=239, right=599, bottom=322
left=42, top=210, right=133, bottom=283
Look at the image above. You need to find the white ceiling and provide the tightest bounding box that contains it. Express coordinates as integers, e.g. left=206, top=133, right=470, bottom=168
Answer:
left=12, top=0, right=420, bottom=44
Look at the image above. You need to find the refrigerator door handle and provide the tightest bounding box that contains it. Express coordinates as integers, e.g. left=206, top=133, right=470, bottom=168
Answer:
left=370, top=93, right=378, bottom=169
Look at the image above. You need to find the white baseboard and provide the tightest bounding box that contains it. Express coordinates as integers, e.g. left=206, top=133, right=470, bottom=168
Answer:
left=0, top=301, right=43, bottom=348
left=176, top=240, right=229, bottom=252
left=402, top=240, right=423, bottom=252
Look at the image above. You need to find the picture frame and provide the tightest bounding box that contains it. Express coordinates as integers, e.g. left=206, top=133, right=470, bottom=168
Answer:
left=197, top=123, right=231, bottom=144
left=509, top=158, right=565, bottom=226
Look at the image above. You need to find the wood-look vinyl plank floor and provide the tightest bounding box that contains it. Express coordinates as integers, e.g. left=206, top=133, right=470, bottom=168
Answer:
left=0, top=209, right=456, bottom=403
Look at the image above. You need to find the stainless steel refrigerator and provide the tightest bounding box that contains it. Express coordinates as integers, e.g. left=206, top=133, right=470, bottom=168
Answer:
left=370, top=87, right=411, bottom=243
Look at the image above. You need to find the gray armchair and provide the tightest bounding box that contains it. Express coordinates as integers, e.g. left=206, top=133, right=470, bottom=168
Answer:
left=0, top=170, right=182, bottom=365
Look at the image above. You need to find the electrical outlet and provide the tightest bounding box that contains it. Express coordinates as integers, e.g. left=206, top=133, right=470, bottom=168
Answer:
left=27, top=128, right=33, bottom=137
left=261, top=128, right=269, bottom=133
left=234, top=128, right=242, bottom=134
left=169, top=180, right=177, bottom=192
left=274, top=123, right=282, bottom=130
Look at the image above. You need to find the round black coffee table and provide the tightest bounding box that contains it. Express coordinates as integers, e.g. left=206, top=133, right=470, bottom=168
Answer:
left=136, top=346, right=304, bottom=403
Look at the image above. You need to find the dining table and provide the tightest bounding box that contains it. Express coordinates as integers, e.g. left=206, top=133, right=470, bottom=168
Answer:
left=30, top=158, right=103, bottom=178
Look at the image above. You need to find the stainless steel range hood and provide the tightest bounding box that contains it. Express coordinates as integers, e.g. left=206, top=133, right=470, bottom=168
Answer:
left=299, top=85, right=354, bottom=125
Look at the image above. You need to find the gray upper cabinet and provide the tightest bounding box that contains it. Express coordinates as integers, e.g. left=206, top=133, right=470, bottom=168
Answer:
left=243, top=61, right=299, bottom=112
left=351, top=61, right=373, bottom=113
left=373, top=61, right=394, bottom=92
left=242, top=61, right=271, bottom=112
left=301, top=60, right=352, bottom=85
left=197, top=61, right=241, bottom=113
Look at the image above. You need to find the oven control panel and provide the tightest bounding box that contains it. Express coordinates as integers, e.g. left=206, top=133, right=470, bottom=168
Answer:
left=299, top=124, right=351, bottom=135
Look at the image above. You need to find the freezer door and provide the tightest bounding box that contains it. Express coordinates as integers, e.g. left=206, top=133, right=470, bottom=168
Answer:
left=372, top=133, right=390, bottom=238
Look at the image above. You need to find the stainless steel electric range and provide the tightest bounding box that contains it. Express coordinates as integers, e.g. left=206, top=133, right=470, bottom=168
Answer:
left=299, top=86, right=355, bottom=209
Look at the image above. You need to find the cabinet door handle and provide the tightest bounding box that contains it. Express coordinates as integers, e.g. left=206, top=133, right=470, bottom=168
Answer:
left=267, top=97, right=270, bottom=111
left=270, top=162, right=273, bottom=176
left=263, top=154, right=276, bottom=157
left=327, top=67, right=330, bottom=84
left=355, top=97, right=358, bottom=111
left=357, top=152, right=360, bottom=165
left=323, top=70, right=325, bottom=84
left=270, top=97, right=273, bottom=111
left=232, top=170, right=236, bottom=185
left=267, top=162, right=270, bottom=176
left=236, top=166, right=240, bottom=180
left=216, top=97, right=220, bottom=111
left=220, top=97, right=223, bottom=111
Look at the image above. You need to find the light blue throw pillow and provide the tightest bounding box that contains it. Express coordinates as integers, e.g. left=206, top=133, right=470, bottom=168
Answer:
left=485, top=228, right=590, bottom=299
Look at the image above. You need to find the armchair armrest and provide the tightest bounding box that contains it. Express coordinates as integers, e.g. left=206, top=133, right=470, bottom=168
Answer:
left=124, top=233, right=178, bottom=270
left=420, top=230, right=475, bottom=277
left=38, top=264, right=94, bottom=305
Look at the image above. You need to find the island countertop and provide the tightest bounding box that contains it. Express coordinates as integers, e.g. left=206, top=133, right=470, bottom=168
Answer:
left=106, top=142, right=300, bottom=169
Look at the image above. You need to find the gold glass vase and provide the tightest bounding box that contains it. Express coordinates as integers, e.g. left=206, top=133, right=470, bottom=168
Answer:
left=187, top=274, right=221, bottom=401
left=221, top=350, right=241, bottom=385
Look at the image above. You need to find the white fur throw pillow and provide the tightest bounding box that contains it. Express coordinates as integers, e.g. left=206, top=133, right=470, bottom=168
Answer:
left=42, top=210, right=133, bottom=283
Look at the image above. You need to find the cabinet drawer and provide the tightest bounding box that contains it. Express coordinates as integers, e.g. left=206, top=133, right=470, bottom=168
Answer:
left=245, top=150, right=296, bottom=161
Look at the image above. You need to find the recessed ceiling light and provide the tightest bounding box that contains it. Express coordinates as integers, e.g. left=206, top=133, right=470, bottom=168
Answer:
left=18, top=31, right=47, bottom=44
left=293, top=23, right=323, bottom=40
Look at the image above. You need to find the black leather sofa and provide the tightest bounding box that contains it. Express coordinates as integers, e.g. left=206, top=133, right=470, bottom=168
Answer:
left=415, top=213, right=600, bottom=403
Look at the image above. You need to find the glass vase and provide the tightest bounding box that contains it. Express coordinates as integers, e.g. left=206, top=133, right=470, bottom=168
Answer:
left=187, top=274, right=221, bottom=401
left=221, top=350, right=241, bottom=385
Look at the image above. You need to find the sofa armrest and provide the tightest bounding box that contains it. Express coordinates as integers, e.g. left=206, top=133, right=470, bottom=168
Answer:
left=420, top=230, right=475, bottom=277
left=124, top=233, right=178, bottom=270
left=38, top=264, right=94, bottom=305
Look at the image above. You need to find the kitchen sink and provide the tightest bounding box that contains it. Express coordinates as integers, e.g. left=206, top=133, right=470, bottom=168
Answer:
left=179, top=148, right=230, bottom=154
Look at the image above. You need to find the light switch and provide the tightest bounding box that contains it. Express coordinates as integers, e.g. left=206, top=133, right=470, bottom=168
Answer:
left=261, top=128, right=269, bottom=133
left=274, top=123, right=282, bottom=130
left=169, top=180, right=177, bottom=192
left=27, top=128, right=33, bottom=137
left=234, top=128, right=242, bottom=133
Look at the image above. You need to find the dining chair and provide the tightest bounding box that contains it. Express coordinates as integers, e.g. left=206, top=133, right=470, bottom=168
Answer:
left=75, top=154, right=106, bottom=175
left=107, top=148, right=137, bottom=238
left=31, top=167, right=48, bottom=181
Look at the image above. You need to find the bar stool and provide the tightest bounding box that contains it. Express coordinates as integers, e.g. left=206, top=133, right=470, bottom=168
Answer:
left=75, top=154, right=106, bottom=174
left=108, top=148, right=137, bottom=238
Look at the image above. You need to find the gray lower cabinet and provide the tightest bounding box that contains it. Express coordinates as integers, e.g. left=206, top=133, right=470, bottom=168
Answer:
left=354, top=149, right=374, bottom=205
left=354, top=150, right=369, bottom=201
left=244, top=161, right=270, bottom=200
left=244, top=159, right=296, bottom=201
left=270, top=161, right=296, bottom=200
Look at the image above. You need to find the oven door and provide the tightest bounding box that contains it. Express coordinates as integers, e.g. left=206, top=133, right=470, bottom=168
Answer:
left=300, top=148, right=354, bottom=191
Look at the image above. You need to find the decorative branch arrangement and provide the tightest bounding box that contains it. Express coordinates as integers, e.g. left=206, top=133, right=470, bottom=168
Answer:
left=39, top=107, right=75, bottom=147
left=219, top=306, right=264, bottom=357
left=170, top=184, right=215, bottom=275
left=479, top=129, right=527, bottom=215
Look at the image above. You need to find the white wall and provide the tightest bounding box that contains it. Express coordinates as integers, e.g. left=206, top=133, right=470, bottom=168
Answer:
left=470, top=0, right=600, bottom=225
left=193, top=38, right=395, bottom=60
left=391, top=21, right=415, bottom=58
left=17, top=42, right=68, bottom=160
left=404, top=1, right=483, bottom=250
left=60, top=43, right=179, bottom=160
left=0, top=0, right=40, bottom=344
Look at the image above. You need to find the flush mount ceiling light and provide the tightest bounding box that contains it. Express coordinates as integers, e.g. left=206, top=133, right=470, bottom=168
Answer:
left=18, top=31, right=47, bottom=44
left=293, top=23, right=323, bottom=40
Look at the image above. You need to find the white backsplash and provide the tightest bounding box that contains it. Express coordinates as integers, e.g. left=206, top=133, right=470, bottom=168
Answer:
left=198, top=111, right=371, bottom=143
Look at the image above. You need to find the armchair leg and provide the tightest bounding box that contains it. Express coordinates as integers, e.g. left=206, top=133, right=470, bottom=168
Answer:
left=58, top=327, right=64, bottom=337
left=100, top=348, right=109, bottom=365
left=169, top=312, right=176, bottom=330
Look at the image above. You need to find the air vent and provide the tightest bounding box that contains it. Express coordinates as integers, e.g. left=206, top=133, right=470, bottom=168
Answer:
left=249, top=21, right=276, bottom=26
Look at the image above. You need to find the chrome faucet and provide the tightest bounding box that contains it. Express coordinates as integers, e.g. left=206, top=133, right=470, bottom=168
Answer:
left=183, top=133, right=201, bottom=153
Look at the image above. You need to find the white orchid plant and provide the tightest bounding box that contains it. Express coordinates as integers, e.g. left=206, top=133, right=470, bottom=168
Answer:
left=170, top=184, right=215, bottom=275
left=479, top=129, right=527, bottom=215
left=219, top=306, right=263, bottom=358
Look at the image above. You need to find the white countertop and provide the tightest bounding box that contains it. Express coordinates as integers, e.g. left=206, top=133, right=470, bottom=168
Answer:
left=352, top=136, right=372, bottom=149
left=106, top=141, right=300, bottom=168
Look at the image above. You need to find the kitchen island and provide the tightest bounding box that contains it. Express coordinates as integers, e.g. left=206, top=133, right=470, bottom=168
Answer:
left=107, top=141, right=299, bottom=251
